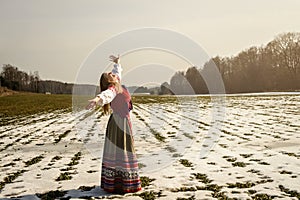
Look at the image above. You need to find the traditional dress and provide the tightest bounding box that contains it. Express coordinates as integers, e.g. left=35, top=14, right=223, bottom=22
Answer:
left=97, top=64, right=142, bottom=194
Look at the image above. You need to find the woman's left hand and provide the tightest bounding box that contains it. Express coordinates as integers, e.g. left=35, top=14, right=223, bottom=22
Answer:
left=109, top=54, right=120, bottom=64
left=86, top=97, right=102, bottom=110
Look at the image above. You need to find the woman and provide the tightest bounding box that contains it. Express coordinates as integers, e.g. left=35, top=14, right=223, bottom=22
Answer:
left=86, top=55, right=142, bottom=194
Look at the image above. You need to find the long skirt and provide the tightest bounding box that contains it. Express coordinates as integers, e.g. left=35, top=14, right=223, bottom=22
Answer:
left=100, top=113, right=142, bottom=194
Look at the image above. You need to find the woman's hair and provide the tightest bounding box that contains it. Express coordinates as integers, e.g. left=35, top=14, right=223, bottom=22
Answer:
left=100, top=73, right=123, bottom=114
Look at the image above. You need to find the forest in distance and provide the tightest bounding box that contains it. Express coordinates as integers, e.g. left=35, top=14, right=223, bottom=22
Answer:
left=0, top=32, right=299, bottom=95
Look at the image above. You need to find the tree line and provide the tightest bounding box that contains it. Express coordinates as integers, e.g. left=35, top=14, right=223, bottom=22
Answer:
left=1, top=32, right=299, bottom=95
left=168, top=32, right=300, bottom=94
left=0, top=64, right=73, bottom=94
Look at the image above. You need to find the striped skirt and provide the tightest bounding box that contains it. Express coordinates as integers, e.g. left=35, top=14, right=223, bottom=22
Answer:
left=101, top=113, right=142, bottom=194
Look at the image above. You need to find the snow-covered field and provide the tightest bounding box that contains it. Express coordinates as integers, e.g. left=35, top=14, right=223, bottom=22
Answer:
left=0, top=93, right=299, bottom=200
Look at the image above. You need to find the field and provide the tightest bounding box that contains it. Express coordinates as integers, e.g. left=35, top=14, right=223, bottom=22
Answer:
left=0, top=93, right=299, bottom=200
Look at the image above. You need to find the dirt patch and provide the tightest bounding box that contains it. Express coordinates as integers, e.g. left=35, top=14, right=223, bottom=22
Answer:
left=0, top=87, right=17, bottom=97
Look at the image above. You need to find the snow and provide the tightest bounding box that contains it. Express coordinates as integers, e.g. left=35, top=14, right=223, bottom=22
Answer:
left=0, top=93, right=299, bottom=199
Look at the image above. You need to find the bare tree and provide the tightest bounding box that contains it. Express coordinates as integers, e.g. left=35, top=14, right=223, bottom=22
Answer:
left=268, top=32, right=300, bottom=77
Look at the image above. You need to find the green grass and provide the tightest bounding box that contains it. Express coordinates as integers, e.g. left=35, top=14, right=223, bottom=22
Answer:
left=192, top=173, right=213, bottom=184
left=140, top=176, right=156, bottom=187
left=0, top=93, right=72, bottom=119
left=0, top=93, right=209, bottom=120
left=0, top=93, right=72, bottom=126
left=55, top=172, right=72, bottom=181
left=36, top=190, right=67, bottom=200
left=24, top=155, right=44, bottom=167
left=0, top=169, right=27, bottom=191
left=179, top=159, right=193, bottom=167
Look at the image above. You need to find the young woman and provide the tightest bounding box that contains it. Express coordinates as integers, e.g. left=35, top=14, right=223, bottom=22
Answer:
left=86, top=55, right=142, bottom=194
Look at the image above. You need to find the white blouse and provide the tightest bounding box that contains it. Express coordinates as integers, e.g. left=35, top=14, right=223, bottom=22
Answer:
left=97, top=87, right=117, bottom=106
left=96, top=63, right=122, bottom=106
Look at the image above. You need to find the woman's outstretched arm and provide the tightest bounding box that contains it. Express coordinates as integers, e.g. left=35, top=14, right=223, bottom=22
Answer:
left=110, top=55, right=123, bottom=81
left=86, top=96, right=102, bottom=110
left=86, top=87, right=117, bottom=110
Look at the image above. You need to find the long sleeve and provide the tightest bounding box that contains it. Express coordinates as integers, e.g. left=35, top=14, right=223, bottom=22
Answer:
left=111, top=63, right=123, bottom=80
left=96, top=87, right=117, bottom=106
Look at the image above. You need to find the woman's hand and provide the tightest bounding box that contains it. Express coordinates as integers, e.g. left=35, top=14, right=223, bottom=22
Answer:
left=109, top=54, right=120, bottom=64
left=86, top=96, right=102, bottom=110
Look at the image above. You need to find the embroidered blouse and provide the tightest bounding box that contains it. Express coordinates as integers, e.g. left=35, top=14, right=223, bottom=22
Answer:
left=96, top=63, right=133, bottom=118
left=97, top=85, right=132, bottom=118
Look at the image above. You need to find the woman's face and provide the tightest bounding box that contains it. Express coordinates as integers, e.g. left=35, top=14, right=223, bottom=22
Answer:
left=107, top=72, right=118, bottom=83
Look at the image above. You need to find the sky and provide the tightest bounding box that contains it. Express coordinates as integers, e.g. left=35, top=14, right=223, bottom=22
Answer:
left=0, top=0, right=299, bottom=86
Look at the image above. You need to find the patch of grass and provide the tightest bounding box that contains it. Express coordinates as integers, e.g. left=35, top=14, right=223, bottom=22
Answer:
left=256, top=179, right=273, bottom=184
left=171, top=184, right=223, bottom=193
left=51, top=155, right=62, bottom=162
left=140, top=176, right=156, bottom=187
left=226, top=157, right=237, bottom=162
left=179, top=159, right=193, bottom=167
left=36, top=190, right=67, bottom=200
left=192, top=173, right=212, bottom=184
left=78, top=185, right=96, bottom=191
left=67, top=152, right=82, bottom=166
left=240, top=153, right=253, bottom=158
left=42, top=167, right=51, bottom=170
left=279, top=185, right=300, bottom=199
left=251, top=193, right=277, bottom=199
left=3, top=162, right=16, bottom=167
left=164, top=176, right=175, bottom=179
left=247, top=189, right=257, bottom=195
left=167, top=131, right=176, bottom=135
left=197, top=184, right=223, bottom=192
left=24, top=155, right=44, bottom=167
left=258, top=161, right=270, bottom=165
left=86, top=170, right=97, bottom=173
left=171, top=186, right=197, bottom=192
left=280, top=151, right=300, bottom=158
left=133, top=190, right=164, bottom=200
left=54, top=130, right=71, bottom=143
left=227, top=181, right=255, bottom=189
left=55, top=172, right=72, bottom=181
left=211, top=191, right=230, bottom=199
left=177, top=196, right=195, bottom=200
left=165, top=146, right=177, bottom=153
left=3, top=170, right=25, bottom=183
left=207, top=162, right=216, bottom=165
left=0, top=169, right=27, bottom=190
left=0, top=93, right=72, bottom=125
left=132, top=95, right=180, bottom=105
left=232, top=161, right=248, bottom=167
left=153, top=132, right=166, bottom=142
left=60, top=166, right=75, bottom=171
left=249, top=159, right=261, bottom=162
left=138, top=163, right=146, bottom=169
left=279, top=170, right=293, bottom=175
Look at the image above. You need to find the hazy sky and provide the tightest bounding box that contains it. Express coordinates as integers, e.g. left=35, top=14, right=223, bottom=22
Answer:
left=0, top=0, right=299, bottom=86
